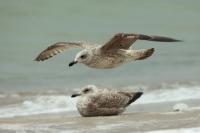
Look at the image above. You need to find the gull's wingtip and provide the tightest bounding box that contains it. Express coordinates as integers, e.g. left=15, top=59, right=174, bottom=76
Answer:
left=34, top=56, right=40, bottom=61
left=34, top=56, right=45, bottom=62
left=138, top=34, right=183, bottom=42
left=135, top=92, right=143, bottom=98
left=34, top=58, right=38, bottom=61
left=170, top=38, right=183, bottom=42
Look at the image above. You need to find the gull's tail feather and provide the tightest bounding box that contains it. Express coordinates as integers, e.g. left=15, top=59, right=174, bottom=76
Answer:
left=134, top=48, right=155, bottom=60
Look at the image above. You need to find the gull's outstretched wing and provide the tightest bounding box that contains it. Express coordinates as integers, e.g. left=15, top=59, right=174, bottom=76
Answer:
left=34, top=42, right=94, bottom=61
left=101, top=33, right=182, bottom=52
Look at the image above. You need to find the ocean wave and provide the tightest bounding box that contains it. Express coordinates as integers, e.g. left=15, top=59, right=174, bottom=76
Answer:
left=0, top=85, right=200, bottom=118
left=137, top=85, right=200, bottom=104
left=0, top=95, right=77, bottom=118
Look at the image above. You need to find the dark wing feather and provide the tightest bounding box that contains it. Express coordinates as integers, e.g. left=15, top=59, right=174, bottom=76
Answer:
left=101, top=33, right=138, bottom=51
left=101, top=33, right=182, bottom=52
left=138, top=34, right=182, bottom=42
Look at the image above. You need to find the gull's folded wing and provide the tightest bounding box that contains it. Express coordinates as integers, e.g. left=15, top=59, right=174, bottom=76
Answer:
left=93, top=91, right=133, bottom=108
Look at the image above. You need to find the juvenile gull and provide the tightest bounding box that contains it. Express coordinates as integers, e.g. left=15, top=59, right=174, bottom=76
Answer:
left=71, top=85, right=143, bottom=117
left=35, top=33, right=181, bottom=69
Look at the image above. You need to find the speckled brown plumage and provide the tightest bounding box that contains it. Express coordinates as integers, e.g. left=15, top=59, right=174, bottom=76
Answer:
left=72, top=85, right=143, bottom=117
left=34, top=33, right=181, bottom=69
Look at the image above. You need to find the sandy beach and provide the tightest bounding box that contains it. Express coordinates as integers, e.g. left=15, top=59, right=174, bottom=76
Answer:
left=0, top=98, right=200, bottom=133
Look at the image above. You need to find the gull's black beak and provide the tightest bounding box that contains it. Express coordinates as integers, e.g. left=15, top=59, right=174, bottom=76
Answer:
left=69, top=61, right=77, bottom=67
left=71, top=93, right=81, bottom=98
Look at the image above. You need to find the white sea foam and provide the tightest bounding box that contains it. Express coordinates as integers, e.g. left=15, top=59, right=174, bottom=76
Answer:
left=137, top=86, right=200, bottom=104
left=0, top=95, right=77, bottom=118
left=0, top=85, right=200, bottom=118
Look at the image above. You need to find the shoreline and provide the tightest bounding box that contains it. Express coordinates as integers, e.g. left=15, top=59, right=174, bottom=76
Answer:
left=0, top=99, right=200, bottom=133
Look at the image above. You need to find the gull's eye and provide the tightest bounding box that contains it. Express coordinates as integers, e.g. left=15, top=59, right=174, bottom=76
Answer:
left=80, top=54, right=87, bottom=59
left=83, top=89, right=89, bottom=93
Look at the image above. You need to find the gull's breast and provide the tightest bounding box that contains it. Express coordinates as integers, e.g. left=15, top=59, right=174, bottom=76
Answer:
left=87, top=54, right=125, bottom=69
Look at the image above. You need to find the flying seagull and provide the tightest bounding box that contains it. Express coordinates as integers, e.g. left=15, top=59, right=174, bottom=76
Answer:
left=71, top=85, right=143, bottom=117
left=35, top=33, right=181, bottom=69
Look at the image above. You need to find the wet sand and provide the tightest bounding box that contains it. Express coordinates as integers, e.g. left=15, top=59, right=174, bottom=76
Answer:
left=0, top=99, right=200, bottom=133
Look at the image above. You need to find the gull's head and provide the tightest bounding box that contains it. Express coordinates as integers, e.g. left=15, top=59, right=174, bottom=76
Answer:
left=71, top=85, right=98, bottom=98
left=69, top=50, right=91, bottom=67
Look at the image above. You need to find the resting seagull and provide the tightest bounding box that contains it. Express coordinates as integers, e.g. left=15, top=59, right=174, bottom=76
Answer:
left=35, top=33, right=181, bottom=69
left=71, top=85, right=143, bottom=117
